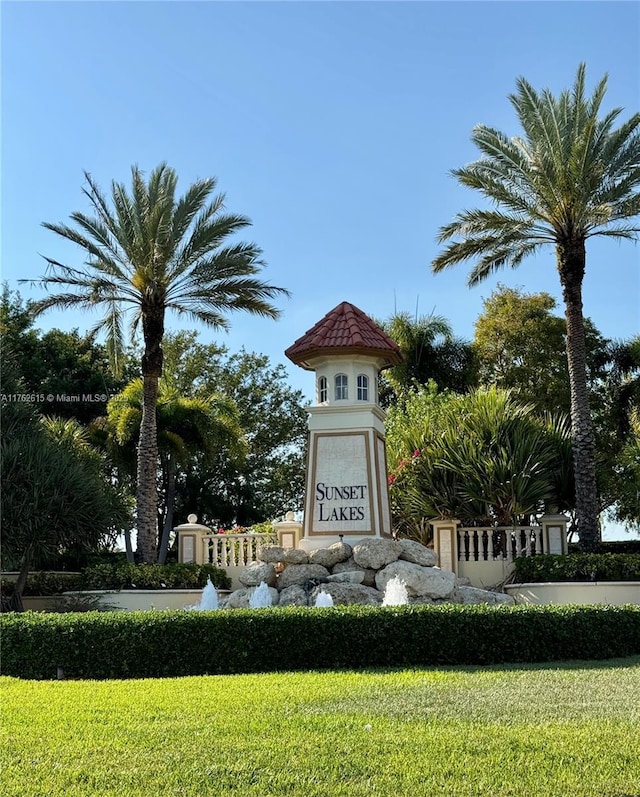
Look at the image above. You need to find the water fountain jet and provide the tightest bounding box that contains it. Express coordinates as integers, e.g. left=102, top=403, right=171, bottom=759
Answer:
left=314, top=590, right=334, bottom=607
left=249, top=581, right=273, bottom=608
left=188, top=576, right=219, bottom=610
left=382, top=576, right=409, bottom=606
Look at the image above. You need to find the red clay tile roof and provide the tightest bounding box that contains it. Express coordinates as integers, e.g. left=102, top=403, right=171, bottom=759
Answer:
left=285, top=301, right=403, bottom=371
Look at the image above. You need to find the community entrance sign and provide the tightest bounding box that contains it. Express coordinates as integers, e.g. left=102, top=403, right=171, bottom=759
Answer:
left=285, top=301, right=402, bottom=551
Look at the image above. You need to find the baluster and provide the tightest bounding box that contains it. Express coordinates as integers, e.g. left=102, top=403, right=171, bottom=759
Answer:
left=457, top=529, right=462, bottom=561
left=498, top=529, right=507, bottom=559
left=510, top=530, right=517, bottom=560
left=480, top=529, right=488, bottom=560
left=463, top=530, right=470, bottom=561
left=520, top=528, right=527, bottom=557
left=530, top=528, right=537, bottom=557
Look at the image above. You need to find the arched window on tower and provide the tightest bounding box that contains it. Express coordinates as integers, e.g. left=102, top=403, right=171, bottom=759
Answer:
left=335, top=373, right=348, bottom=400
left=357, top=374, right=369, bottom=401
left=318, top=375, right=328, bottom=404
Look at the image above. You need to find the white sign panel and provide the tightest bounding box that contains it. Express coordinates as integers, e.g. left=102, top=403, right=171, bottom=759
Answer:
left=311, top=433, right=372, bottom=533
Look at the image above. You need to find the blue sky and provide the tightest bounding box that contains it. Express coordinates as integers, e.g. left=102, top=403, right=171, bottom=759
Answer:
left=2, top=0, right=638, bottom=405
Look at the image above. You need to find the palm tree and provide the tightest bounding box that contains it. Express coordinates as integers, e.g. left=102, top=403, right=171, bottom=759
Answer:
left=608, top=335, right=640, bottom=437
left=29, top=163, right=289, bottom=562
left=103, top=376, right=246, bottom=562
left=432, top=64, right=640, bottom=550
left=378, top=311, right=476, bottom=405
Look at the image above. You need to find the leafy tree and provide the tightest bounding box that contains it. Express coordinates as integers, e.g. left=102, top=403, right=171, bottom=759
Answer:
left=1, top=361, right=131, bottom=609
left=386, top=385, right=573, bottom=541
left=101, top=376, right=246, bottom=562
left=160, top=332, right=308, bottom=527
left=473, top=285, right=610, bottom=416
left=29, top=163, right=289, bottom=561
left=432, top=64, right=640, bottom=550
left=1, top=285, right=127, bottom=423
left=378, top=312, right=476, bottom=405
left=606, top=409, right=640, bottom=530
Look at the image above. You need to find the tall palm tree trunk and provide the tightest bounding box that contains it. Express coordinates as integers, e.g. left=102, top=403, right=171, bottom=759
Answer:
left=136, top=310, right=164, bottom=562
left=557, top=240, right=600, bottom=550
left=136, top=373, right=160, bottom=561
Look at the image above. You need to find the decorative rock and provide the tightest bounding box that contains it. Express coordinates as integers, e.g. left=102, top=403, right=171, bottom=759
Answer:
left=309, top=541, right=352, bottom=569
left=408, top=595, right=434, bottom=605
left=375, top=561, right=456, bottom=599
left=310, top=582, right=382, bottom=606
left=283, top=548, right=309, bottom=565
left=456, top=576, right=472, bottom=586
left=456, top=586, right=516, bottom=605
left=278, top=585, right=310, bottom=607
left=352, top=538, right=402, bottom=570
left=227, top=586, right=280, bottom=608
left=257, top=545, right=286, bottom=564
left=332, top=558, right=377, bottom=587
left=239, top=561, right=277, bottom=587
left=325, top=571, right=365, bottom=584
left=277, top=563, right=330, bottom=590
left=398, top=539, right=438, bottom=567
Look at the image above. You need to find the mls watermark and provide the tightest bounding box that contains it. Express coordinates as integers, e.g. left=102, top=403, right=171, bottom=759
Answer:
left=1, top=393, right=112, bottom=404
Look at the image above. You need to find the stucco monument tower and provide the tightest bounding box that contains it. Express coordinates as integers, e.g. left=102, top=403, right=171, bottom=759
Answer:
left=285, top=301, right=403, bottom=552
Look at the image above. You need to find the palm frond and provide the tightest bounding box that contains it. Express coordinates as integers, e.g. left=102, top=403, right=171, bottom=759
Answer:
left=170, top=178, right=219, bottom=248
left=170, top=211, right=254, bottom=278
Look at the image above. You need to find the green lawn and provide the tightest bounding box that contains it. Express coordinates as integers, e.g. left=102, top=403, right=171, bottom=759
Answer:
left=2, top=658, right=639, bottom=797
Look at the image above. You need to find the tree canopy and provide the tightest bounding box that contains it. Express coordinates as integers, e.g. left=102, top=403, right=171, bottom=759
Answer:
left=473, top=285, right=610, bottom=416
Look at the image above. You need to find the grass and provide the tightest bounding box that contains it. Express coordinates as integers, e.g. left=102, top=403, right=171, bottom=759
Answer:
left=1, top=657, right=639, bottom=797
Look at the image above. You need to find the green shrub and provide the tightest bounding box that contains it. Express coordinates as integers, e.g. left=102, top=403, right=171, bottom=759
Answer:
left=1, top=564, right=230, bottom=598
left=0, top=572, right=84, bottom=597
left=2, top=604, right=639, bottom=680
left=568, top=540, right=640, bottom=555
left=78, top=562, right=231, bottom=591
left=513, top=553, right=640, bottom=583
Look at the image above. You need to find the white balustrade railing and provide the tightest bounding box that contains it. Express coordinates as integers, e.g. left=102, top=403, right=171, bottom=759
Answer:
left=457, top=526, right=544, bottom=562
left=202, top=532, right=278, bottom=568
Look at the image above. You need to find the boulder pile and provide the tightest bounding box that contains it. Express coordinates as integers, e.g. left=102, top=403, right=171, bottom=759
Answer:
left=224, top=537, right=515, bottom=608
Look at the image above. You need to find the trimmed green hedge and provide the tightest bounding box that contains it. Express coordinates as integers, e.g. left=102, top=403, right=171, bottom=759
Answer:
left=1, top=563, right=230, bottom=597
left=513, top=554, right=640, bottom=583
left=2, top=604, right=639, bottom=680
left=78, top=562, right=231, bottom=591
left=0, top=571, right=84, bottom=597
left=569, top=540, right=640, bottom=555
